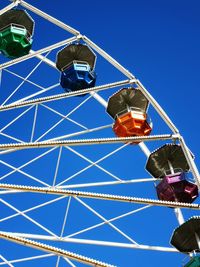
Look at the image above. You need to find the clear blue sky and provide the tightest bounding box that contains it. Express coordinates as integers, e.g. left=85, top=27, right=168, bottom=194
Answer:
left=0, top=0, right=200, bottom=266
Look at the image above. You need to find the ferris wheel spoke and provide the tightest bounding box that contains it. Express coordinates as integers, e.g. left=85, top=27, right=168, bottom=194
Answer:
left=64, top=144, right=128, bottom=182
left=0, top=105, right=33, bottom=133
left=75, top=197, right=139, bottom=245
left=0, top=159, right=51, bottom=186
left=83, top=36, right=135, bottom=80
left=0, top=1, right=17, bottom=16
left=0, top=190, right=19, bottom=194
left=52, top=147, right=63, bottom=186
left=0, top=231, right=116, bottom=267
left=11, top=83, right=60, bottom=105
left=0, top=70, right=2, bottom=89
left=136, top=81, right=179, bottom=134
left=67, top=205, right=151, bottom=239
left=59, top=197, right=71, bottom=237
left=46, top=111, right=87, bottom=130
left=20, top=0, right=80, bottom=36
left=1, top=51, right=51, bottom=106
left=45, top=124, right=113, bottom=142
left=57, top=144, right=128, bottom=186
left=0, top=134, right=178, bottom=152
left=139, top=142, right=151, bottom=157
left=4, top=69, right=45, bottom=91
left=0, top=131, right=25, bottom=143
left=0, top=183, right=199, bottom=210
left=0, top=195, right=67, bottom=223
left=0, top=79, right=134, bottom=112
left=0, top=255, right=14, bottom=267
left=174, top=207, right=185, bottom=225
left=0, top=198, right=59, bottom=238
left=30, top=105, right=38, bottom=142
left=0, top=230, right=178, bottom=253
left=41, top=96, right=92, bottom=121
left=56, top=197, right=72, bottom=267
left=33, top=52, right=58, bottom=70
left=35, top=95, right=93, bottom=142
left=179, top=136, right=200, bottom=189
left=0, top=201, right=148, bottom=241
left=63, top=257, right=77, bottom=267
left=41, top=103, right=88, bottom=130
left=0, top=254, right=54, bottom=266
left=0, top=147, right=57, bottom=186
left=0, top=36, right=78, bottom=71
left=59, top=178, right=157, bottom=190
left=90, top=91, right=107, bottom=108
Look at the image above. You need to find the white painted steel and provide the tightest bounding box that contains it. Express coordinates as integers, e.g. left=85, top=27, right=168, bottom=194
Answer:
left=0, top=231, right=116, bottom=267
left=0, top=183, right=199, bottom=210
left=0, top=0, right=199, bottom=265
left=0, top=254, right=54, bottom=266
left=0, top=231, right=178, bottom=253
left=21, top=1, right=80, bottom=36
left=179, top=136, right=200, bottom=189
left=0, top=36, right=77, bottom=70
left=0, top=2, right=18, bottom=16
left=0, top=134, right=178, bottom=151
left=0, top=79, right=133, bottom=111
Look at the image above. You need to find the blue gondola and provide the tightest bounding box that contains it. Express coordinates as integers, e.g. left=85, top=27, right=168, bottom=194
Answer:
left=56, top=44, right=97, bottom=95
left=60, top=61, right=96, bottom=92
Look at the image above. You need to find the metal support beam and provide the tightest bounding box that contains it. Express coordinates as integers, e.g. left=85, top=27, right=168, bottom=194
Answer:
left=0, top=134, right=178, bottom=151
left=0, top=79, right=134, bottom=111
left=0, top=2, right=19, bottom=16
left=0, top=232, right=115, bottom=267
left=0, top=231, right=178, bottom=253
left=31, top=51, right=58, bottom=70
left=179, top=136, right=200, bottom=190
left=136, top=80, right=179, bottom=134
left=20, top=1, right=80, bottom=36
left=174, top=208, right=185, bottom=225
left=0, top=254, right=54, bottom=266
left=83, top=36, right=135, bottom=79
left=0, top=183, right=199, bottom=210
left=0, top=36, right=77, bottom=70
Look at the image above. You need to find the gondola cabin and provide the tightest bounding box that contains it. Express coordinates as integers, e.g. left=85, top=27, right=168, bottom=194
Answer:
left=0, top=9, right=34, bottom=58
left=184, top=256, right=200, bottom=267
left=113, top=107, right=152, bottom=138
left=56, top=44, right=97, bottom=94
left=156, top=171, right=198, bottom=203
left=107, top=88, right=152, bottom=144
left=171, top=217, right=200, bottom=253
left=146, top=144, right=198, bottom=203
left=60, top=60, right=96, bottom=92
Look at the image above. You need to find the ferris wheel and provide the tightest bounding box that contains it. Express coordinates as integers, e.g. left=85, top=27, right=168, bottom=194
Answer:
left=0, top=1, right=200, bottom=267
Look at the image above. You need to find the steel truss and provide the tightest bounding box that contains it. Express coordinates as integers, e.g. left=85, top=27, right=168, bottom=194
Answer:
left=0, top=1, right=199, bottom=266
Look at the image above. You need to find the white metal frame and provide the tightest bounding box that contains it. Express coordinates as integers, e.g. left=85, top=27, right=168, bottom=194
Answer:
left=0, top=0, right=199, bottom=266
